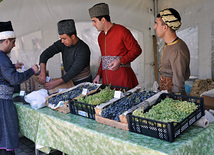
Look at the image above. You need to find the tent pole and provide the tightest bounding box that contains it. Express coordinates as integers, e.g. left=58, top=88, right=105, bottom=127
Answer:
left=153, top=35, right=159, bottom=83
left=153, top=0, right=159, bottom=83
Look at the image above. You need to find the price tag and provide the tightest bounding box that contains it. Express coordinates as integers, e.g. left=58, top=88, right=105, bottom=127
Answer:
left=58, top=88, right=67, bottom=93
left=21, top=65, right=25, bottom=72
left=78, top=110, right=88, bottom=117
left=19, top=90, right=26, bottom=96
left=114, top=90, right=124, bottom=99
left=82, top=88, right=89, bottom=95
left=46, top=76, right=51, bottom=82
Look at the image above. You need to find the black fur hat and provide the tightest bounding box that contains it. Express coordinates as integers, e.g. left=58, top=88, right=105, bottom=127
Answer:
left=57, top=19, right=76, bottom=35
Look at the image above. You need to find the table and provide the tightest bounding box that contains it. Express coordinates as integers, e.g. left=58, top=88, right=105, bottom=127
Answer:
left=14, top=102, right=214, bottom=155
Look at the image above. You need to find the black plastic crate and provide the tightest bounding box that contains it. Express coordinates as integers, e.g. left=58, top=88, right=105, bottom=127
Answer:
left=98, top=84, right=130, bottom=91
left=69, top=85, right=130, bottom=120
left=128, top=93, right=205, bottom=142
left=69, top=99, right=96, bottom=119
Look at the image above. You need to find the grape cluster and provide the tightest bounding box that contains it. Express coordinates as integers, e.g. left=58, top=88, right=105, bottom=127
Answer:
left=77, top=86, right=115, bottom=105
left=47, top=84, right=98, bottom=105
left=132, top=98, right=198, bottom=123
left=101, top=91, right=156, bottom=122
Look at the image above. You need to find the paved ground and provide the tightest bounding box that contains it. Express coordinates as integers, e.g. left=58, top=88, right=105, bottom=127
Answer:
left=14, top=136, right=63, bottom=155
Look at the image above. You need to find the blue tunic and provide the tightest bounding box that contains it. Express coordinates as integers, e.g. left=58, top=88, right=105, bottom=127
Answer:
left=0, top=50, right=34, bottom=151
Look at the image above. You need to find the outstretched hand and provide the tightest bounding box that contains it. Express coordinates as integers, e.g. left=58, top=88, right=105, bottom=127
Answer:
left=38, top=71, right=46, bottom=84
left=45, top=78, right=63, bottom=90
left=31, top=64, right=39, bottom=73
left=15, top=62, right=24, bottom=69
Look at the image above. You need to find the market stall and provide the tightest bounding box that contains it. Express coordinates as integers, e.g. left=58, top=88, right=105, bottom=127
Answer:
left=1, top=1, right=214, bottom=154
left=14, top=101, right=214, bottom=155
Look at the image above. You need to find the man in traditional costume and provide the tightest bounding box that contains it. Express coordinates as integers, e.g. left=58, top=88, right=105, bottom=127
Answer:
left=0, top=21, right=38, bottom=154
left=89, top=3, right=142, bottom=89
left=39, top=19, right=92, bottom=89
left=154, top=8, right=190, bottom=95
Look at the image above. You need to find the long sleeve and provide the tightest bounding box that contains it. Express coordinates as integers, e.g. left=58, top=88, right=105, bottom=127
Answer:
left=96, top=24, right=140, bottom=88
left=170, top=49, right=190, bottom=93
left=120, top=28, right=142, bottom=64
left=0, top=53, right=34, bottom=86
left=159, top=39, right=190, bottom=93
left=39, top=40, right=62, bottom=64
left=40, top=39, right=91, bottom=83
left=61, top=40, right=91, bottom=83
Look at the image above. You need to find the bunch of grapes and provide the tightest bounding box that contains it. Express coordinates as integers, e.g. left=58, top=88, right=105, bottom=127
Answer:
left=47, top=84, right=98, bottom=105
left=101, top=91, right=156, bottom=122
left=132, top=98, right=198, bottom=123
left=77, top=86, right=115, bottom=105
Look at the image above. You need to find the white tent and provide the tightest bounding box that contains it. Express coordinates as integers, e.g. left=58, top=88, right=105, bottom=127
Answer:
left=0, top=0, right=213, bottom=89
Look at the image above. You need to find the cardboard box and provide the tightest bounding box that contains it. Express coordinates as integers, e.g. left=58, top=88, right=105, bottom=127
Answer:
left=202, top=95, right=214, bottom=110
left=20, top=75, right=45, bottom=93
left=48, top=79, right=74, bottom=94
left=46, top=82, right=100, bottom=114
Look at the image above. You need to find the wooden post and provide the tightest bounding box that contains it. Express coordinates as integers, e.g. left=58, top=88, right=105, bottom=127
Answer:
left=153, top=35, right=159, bottom=83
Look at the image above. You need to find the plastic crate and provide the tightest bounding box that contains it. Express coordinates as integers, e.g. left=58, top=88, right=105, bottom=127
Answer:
left=128, top=93, right=205, bottom=142
left=69, top=85, right=130, bottom=119
left=98, top=84, right=130, bottom=91
left=69, top=99, right=96, bottom=119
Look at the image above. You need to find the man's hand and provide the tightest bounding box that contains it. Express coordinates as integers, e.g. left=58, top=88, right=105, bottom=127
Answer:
left=31, top=64, right=39, bottom=73
left=38, top=63, right=46, bottom=84
left=108, top=59, right=120, bottom=71
left=15, top=62, right=24, bottom=69
left=38, top=72, right=46, bottom=84
left=93, top=75, right=100, bottom=84
left=45, top=78, right=63, bottom=90
left=45, top=81, right=57, bottom=90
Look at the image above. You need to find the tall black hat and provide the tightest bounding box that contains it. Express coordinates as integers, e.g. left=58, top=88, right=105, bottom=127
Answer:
left=0, top=21, right=16, bottom=40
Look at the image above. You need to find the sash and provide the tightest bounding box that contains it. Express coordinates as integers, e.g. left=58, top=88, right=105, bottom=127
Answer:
left=101, top=56, right=130, bottom=70
left=159, top=76, right=173, bottom=94
left=72, top=66, right=91, bottom=82
left=0, top=85, right=14, bottom=99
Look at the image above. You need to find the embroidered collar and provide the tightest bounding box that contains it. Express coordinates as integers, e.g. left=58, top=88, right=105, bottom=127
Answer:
left=166, top=37, right=180, bottom=45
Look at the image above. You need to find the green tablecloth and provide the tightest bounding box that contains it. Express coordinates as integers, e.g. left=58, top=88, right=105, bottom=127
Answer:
left=14, top=102, right=214, bottom=155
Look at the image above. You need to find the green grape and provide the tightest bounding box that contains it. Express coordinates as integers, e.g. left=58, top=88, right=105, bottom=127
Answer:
left=77, top=86, right=115, bottom=105
left=133, top=98, right=198, bottom=123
